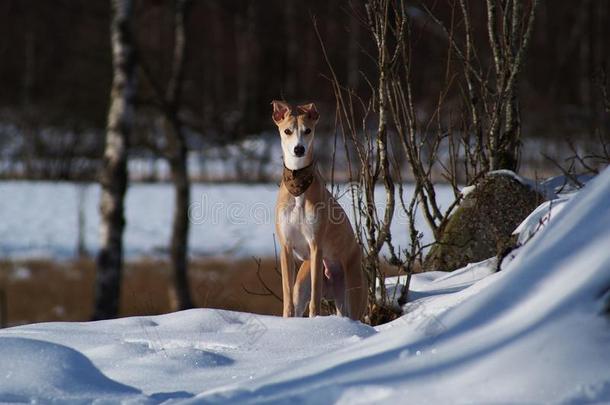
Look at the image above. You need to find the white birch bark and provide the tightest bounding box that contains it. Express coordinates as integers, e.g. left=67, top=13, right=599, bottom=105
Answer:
left=93, top=0, right=136, bottom=320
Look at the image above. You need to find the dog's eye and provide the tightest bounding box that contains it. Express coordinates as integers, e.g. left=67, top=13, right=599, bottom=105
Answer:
left=304, top=128, right=311, bottom=135
left=284, top=129, right=293, bottom=135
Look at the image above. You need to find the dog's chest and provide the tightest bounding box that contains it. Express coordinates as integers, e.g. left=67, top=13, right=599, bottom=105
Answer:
left=278, top=196, right=318, bottom=259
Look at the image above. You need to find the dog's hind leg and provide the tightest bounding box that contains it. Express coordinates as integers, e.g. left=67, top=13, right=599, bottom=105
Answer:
left=324, top=261, right=345, bottom=317
left=293, top=261, right=311, bottom=317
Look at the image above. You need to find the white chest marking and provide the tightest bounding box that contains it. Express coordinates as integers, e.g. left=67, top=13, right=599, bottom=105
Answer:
left=280, top=196, right=318, bottom=260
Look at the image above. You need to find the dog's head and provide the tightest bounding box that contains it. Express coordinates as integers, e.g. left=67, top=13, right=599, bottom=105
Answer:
left=271, top=100, right=319, bottom=170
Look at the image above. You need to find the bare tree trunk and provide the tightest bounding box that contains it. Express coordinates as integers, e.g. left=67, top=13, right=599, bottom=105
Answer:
left=77, top=182, right=87, bottom=257
left=23, top=29, right=36, bottom=107
left=234, top=1, right=257, bottom=134
left=487, top=0, right=539, bottom=171
left=347, top=13, right=361, bottom=91
left=0, top=287, right=6, bottom=328
left=165, top=119, right=192, bottom=310
left=209, top=2, right=224, bottom=127
left=165, top=0, right=193, bottom=311
left=284, top=1, right=298, bottom=96
left=93, top=0, right=136, bottom=320
left=137, top=0, right=194, bottom=310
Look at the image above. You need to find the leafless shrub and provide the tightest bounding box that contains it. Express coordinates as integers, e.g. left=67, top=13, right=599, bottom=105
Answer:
left=316, top=0, right=541, bottom=318
left=542, top=68, right=610, bottom=185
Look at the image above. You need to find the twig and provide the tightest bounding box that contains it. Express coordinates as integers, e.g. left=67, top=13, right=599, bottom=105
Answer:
left=241, top=257, right=282, bottom=302
left=542, top=153, right=584, bottom=189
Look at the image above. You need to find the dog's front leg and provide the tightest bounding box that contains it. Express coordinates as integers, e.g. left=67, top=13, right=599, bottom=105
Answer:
left=280, top=244, right=296, bottom=317
left=309, top=242, right=323, bottom=317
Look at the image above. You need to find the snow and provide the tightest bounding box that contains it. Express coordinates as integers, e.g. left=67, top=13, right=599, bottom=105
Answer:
left=461, top=169, right=542, bottom=198
left=540, top=173, right=596, bottom=198
left=513, top=196, right=571, bottom=244
left=487, top=169, right=534, bottom=187
left=0, top=337, right=139, bottom=402
left=0, top=311, right=376, bottom=403
left=1, top=168, right=610, bottom=403
left=384, top=257, right=497, bottom=307
left=0, top=181, right=455, bottom=259
left=459, top=184, right=476, bottom=197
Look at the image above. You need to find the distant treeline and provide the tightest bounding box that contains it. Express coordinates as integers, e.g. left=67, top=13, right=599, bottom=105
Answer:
left=0, top=0, right=608, bottom=180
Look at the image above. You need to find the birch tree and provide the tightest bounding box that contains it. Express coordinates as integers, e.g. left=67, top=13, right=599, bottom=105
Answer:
left=93, top=0, right=136, bottom=320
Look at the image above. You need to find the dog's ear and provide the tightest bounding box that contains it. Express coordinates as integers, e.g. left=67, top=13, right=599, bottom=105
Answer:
left=296, top=103, right=319, bottom=122
left=271, top=100, right=291, bottom=125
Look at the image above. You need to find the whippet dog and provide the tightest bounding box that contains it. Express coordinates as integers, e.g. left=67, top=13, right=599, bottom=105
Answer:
left=272, top=100, right=368, bottom=320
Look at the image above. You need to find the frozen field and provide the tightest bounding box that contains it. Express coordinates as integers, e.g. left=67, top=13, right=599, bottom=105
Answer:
left=0, top=168, right=609, bottom=403
left=0, top=181, right=455, bottom=259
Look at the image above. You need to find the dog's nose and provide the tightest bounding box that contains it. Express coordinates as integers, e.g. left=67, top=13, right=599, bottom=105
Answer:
left=294, top=145, right=305, bottom=157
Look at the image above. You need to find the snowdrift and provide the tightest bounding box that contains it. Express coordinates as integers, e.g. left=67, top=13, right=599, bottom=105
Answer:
left=1, top=168, right=609, bottom=403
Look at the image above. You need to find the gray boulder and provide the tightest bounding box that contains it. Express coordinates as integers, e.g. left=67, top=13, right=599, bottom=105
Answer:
left=424, top=171, right=543, bottom=272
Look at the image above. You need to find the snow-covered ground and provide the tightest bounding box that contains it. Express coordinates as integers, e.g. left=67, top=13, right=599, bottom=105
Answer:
left=1, top=168, right=609, bottom=403
left=0, top=181, right=455, bottom=259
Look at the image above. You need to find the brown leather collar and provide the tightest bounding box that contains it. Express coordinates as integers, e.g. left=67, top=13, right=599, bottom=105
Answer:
left=282, top=162, right=316, bottom=196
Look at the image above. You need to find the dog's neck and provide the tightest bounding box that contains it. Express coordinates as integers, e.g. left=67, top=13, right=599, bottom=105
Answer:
left=282, top=151, right=313, bottom=171
left=282, top=161, right=316, bottom=197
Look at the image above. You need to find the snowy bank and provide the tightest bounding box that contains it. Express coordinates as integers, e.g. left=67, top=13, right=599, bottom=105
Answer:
left=0, top=168, right=609, bottom=403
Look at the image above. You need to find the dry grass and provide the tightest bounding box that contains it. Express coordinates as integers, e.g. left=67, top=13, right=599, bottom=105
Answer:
left=0, top=256, right=284, bottom=327
left=0, top=256, right=406, bottom=327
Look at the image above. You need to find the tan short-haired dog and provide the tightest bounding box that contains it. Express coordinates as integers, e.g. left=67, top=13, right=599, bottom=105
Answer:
left=272, top=100, right=368, bottom=320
